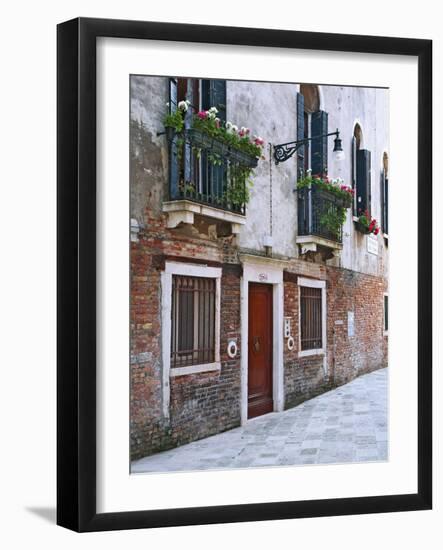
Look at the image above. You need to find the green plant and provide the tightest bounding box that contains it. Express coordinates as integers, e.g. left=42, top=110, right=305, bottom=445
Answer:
left=356, top=210, right=380, bottom=235
left=297, top=172, right=354, bottom=207
left=319, top=208, right=347, bottom=239
left=163, top=103, right=265, bottom=207
left=224, top=164, right=253, bottom=207
left=297, top=172, right=352, bottom=238
left=163, top=109, right=186, bottom=133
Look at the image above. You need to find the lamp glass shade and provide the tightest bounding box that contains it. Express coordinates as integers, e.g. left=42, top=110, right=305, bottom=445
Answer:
left=333, top=149, right=345, bottom=162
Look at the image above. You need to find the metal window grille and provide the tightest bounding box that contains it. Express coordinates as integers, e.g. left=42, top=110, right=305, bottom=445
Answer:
left=171, top=275, right=216, bottom=368
left=300, top=286, right=323, bottom=350
left=384, top=295, right=388, bottom=332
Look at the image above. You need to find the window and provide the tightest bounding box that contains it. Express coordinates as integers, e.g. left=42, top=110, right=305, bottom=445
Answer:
left=381, top=152, right=389, bottom=235
left=168, top=77, right=227, bottom=203
left=384, top=294, right=388, bottom=334
left=297, top=85, right=328, bottom=180
left=300, top=286, right=323, bottom=350
left=352, top=123, right=372, bottom=216
left=298, top=277, right=326, bottom=356
left=171, top=275, right=216, bottom=368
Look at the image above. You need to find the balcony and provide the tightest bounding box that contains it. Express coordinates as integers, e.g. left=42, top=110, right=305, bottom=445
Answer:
left=163, top=129, right=255, bottom=234
left=296, top=186, right=344, bottom=257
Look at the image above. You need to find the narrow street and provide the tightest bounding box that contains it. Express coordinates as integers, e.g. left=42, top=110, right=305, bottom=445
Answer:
left=132, top=368, right=388, bottom=474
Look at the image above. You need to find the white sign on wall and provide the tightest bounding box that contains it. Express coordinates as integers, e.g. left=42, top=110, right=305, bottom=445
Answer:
left=348, top=311, right=355, bottom=337
left=367, top=234, right=378, bottom=255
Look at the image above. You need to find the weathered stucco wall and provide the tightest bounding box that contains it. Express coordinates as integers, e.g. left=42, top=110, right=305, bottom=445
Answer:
left=227, top=81, right=299, bottom=258
left=324, top=85, right=389, bottom=277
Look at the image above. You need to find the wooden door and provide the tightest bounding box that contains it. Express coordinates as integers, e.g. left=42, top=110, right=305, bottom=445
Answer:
left=248, top=283, right=273, bottom=419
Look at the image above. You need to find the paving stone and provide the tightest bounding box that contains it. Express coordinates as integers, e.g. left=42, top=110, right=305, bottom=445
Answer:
left=131, top=368, right=388, bottom=473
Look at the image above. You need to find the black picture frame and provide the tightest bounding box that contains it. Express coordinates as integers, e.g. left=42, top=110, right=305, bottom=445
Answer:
left=57, top=17, right=432, bottom=532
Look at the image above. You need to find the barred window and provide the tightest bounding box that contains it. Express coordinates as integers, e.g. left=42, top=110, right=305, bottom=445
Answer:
left=384, top=295, right=388, bottom=332
left=171, top=275, right=216, bottom=368
left=300, top=286, right=323, bottom=350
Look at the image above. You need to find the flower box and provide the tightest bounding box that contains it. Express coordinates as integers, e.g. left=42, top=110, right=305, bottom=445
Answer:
left=354, top=220, right=371, bottom=234
left=228, top=147, right=259, bottom=168
left=185, top=128, right=258, bottom=167
left=313, top=186, right=350, bottom=208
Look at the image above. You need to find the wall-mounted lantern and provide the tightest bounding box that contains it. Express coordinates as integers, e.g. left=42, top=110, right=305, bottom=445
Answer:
left=273, top=129, right=345, bottom=165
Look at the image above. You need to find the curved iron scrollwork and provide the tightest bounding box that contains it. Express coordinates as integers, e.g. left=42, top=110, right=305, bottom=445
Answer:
left=273, top=143, right=300, bottom=164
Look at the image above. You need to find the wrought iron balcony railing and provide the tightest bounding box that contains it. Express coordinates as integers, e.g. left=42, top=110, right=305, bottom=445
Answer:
left=169, top=130, right=250, bottom=216
left=297, top=186, right=344, bottom=244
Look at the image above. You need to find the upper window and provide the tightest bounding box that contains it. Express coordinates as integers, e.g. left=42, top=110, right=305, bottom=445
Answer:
left=381, top=152, right=389, bottom=235
left=352, top=123, right=372, bottom=217
left=168, top=78, right=230, bottom=209
left=171, top=274, right=216, bottom=368
left=297, top=85, right=328, bottom=180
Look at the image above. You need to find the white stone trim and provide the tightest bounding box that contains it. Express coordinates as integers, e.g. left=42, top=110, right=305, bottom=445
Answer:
left=297, top=277, right=328, bottom=377
left=296, top=235, right=343, bottom=252
left=169, top=362, right=221, bottom=377
left=297, top=277, right=326, bottom=289
left=130, top=218, right=140, bottom=242
left=165, top=261, right=221, bottom=279
left=162, top=200, right=246, bottom=234
left=240, top=255, right=285, bottom=426
left=384, top=292, right=389, bottom=336
left=161, top=261, right=222, bottom=418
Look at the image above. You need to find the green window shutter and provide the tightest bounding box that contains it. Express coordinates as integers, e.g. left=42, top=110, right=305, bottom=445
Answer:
left=202, top=79, right=226, bottom=122
left=311, top=110, right=328, bottom=177
left=168, top=78, right=179, bottom=199
left=381, top=167, right=388, bottom=234
left=201, top=80, right=227, bottom=201
left=351, top=136, right=357, bottom=216
left=356, top=149, right=371, bottom=215
left=297, top=92, right=305, bottom=180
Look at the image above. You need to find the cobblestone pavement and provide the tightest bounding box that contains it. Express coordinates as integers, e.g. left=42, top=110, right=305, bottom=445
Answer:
left=132, top=368, right=388, bottom=474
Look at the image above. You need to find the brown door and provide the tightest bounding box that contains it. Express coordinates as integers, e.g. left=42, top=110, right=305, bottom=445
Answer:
left=248, top=283, right=273, bottom=419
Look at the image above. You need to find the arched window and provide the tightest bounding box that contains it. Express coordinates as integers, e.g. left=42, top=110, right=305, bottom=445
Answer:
left=381, top=152, right=389, bottom=235
left=352, top=123, right=371, bottom=217
left=297, top=84, right=328, bottom=179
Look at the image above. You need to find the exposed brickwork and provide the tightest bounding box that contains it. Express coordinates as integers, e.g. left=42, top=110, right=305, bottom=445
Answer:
left=326, top=266, right=388, bottom=385
left=283, top=279, right=330, bottom=409
left=283, top=267, right=388, bottom=410
left=130, top=206, right=242, bottom=460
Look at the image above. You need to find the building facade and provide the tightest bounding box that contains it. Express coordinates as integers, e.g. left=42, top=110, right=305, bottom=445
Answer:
left=130, top=76, right=389, bottom=460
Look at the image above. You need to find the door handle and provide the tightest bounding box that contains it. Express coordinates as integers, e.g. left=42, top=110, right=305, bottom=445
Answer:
left=253, top=336, right=260, bottom=353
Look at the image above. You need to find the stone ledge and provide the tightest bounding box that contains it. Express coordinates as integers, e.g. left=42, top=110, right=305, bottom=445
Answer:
left=296, top=235, right=343, bottom=256
left=163, top=200, right=246, bottom=234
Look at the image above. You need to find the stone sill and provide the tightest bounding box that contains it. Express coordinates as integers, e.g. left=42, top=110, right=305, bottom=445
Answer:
left=296, top=235, right=342, bottom=256
left=163, top=200, right=246, bottom=234
left=170, top=362, right=221, bottom=377
left=298, top=349, right=325, bottom=358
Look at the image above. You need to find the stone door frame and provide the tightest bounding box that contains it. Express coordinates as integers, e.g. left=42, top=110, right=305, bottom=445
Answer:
left=239, top=254, right=288, bottom=426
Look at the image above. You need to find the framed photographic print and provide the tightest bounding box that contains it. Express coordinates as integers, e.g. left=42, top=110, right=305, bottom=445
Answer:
left=57, top=17, right=432, bottom=532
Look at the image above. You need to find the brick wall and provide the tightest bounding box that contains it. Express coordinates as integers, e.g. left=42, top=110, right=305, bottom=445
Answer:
left=130, top=207, right=242, bottom=460
left=283, top=266, right=387, bottom=409
left=326, top=265, right=388, bottom=385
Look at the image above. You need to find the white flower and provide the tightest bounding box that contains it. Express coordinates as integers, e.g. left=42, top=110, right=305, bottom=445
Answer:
left=307, top=168, right=312, bottom=173
left=231, top=124, right=238, bottom=133
left=178, top=100, right=190, bottom=112
left=225, top=121, right=233, bottom=129
left=208, top=106, right=218, bottom=114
